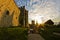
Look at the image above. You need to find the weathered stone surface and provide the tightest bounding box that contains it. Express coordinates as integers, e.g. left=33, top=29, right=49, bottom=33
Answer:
left=0, top=0, right=20, bottom=26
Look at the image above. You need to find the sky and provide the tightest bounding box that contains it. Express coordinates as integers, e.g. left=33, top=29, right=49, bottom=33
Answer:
left=15, top=0, right=60, bottom=23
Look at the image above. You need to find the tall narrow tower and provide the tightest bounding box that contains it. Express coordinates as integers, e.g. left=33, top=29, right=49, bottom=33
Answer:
left=19, top=6, right=28, bottom=27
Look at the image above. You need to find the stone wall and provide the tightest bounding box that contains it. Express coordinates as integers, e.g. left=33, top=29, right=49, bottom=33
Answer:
left=0, top=0, right=20, bottom=26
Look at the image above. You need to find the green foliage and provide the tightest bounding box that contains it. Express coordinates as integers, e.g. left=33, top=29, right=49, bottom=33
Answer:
left=0, top=27, right=28, bottom=40
left=38, top=25, right=60, bottom=40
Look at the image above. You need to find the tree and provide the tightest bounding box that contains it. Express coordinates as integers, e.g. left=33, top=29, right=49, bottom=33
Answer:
left=45, top=19, right=54, bottom=25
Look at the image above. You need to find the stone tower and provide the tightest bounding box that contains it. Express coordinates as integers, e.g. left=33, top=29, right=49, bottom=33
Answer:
left=0, top=0, right=20, bottom=26
left=19, top=6, right=28, bottom=27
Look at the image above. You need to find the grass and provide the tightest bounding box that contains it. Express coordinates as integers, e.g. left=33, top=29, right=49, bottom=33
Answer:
left=0, top=27, right=28, bottom=40
left=38, top=25, right=60, bottom=40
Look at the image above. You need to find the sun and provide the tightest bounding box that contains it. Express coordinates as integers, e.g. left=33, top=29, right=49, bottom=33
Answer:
left=29, top=14, right=43, bottom=24
left=34, top=15, right=43, bottom=24
left=36, top=19, right=42, bottom=24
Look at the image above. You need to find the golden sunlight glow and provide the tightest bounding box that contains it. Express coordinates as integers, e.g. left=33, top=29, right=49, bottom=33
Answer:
left=35, top=16, right=42, bottom=24
left=33, top=15, right=43, bottom=24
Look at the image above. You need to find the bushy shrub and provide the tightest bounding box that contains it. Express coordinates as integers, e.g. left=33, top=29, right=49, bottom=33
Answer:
left=38, top=24, right=60, bottom=40
left=0, top=27, right=28, bottom=40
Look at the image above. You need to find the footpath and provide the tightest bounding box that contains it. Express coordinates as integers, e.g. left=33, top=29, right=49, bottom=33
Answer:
left=28, top=33, right=45, bottom=40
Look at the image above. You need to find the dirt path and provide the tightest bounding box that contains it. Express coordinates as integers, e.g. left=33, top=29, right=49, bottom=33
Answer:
left=28, top=34, right=45, bottom=40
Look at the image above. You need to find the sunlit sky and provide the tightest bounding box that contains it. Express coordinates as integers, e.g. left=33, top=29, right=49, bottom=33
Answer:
left=15, top=0, right=60, bottom=24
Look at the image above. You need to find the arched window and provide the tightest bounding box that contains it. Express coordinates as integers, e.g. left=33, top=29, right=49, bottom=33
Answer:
left=6, top=10, right=9, bottom=15
left=16, top=17, right=17, bottom=19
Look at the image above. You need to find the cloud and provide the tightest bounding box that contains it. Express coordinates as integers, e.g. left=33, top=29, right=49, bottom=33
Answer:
left=28, top=0, right=60, bottom=22
left=15, top=0, right=60, bottom=22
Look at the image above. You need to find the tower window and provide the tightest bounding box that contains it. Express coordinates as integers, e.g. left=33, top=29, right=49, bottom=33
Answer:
left=16, top=17, right=17, bottom=19
left=6, top=10, right=9, bottom=15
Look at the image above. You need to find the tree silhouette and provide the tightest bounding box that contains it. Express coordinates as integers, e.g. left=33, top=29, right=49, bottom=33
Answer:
left=45, top=19, right=54, bottom=25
